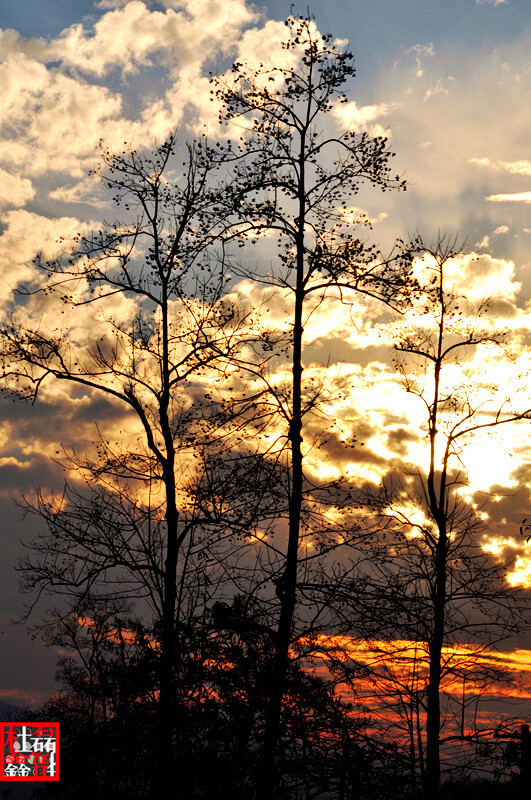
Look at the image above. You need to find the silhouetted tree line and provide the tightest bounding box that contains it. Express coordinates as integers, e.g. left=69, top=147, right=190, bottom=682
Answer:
left=3, top=13, right=531, bottom=800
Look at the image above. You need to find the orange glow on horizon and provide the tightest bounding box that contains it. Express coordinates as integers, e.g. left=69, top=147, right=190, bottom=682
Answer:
left=296, top=634, right=531, bottom=705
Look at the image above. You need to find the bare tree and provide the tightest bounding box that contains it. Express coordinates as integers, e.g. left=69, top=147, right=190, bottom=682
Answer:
left=347, top=236, right=531, bottom=798
left=210, top=13, right=414, bottom=795
left=0, top=132, right=254, bottom=789
left=41, top=597, right=149, bottom=728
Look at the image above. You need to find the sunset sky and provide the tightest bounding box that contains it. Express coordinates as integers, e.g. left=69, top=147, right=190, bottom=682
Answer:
left=1, top=0, right=531, bottom=713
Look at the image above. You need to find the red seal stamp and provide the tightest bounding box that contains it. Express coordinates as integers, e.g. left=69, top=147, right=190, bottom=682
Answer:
left=1, top=723, right=59, bottom=781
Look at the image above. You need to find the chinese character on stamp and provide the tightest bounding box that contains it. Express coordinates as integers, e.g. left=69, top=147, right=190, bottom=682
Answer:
left=1, top=722, right=59, bottom=781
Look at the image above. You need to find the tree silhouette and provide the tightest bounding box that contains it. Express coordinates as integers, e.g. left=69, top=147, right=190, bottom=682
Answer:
left=210, top=14, right=412, bottom=794
left=9, top=15, right=526, bottom=798
left=0, top=132, right=255, bottom=790
left=346, top=236, right=531, bottom=798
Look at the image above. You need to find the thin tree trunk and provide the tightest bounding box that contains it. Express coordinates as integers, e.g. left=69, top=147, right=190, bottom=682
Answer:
left=257, top=278, right=304, bottom=799
left=156, top=283, right=179, bottom=791
left=257, top=136, right=307, bottom=800
left=423, top=528, right=447, bottom=800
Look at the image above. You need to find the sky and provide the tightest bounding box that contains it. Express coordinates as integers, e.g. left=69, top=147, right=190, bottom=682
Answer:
left=1, top=0, right=531, bottom=714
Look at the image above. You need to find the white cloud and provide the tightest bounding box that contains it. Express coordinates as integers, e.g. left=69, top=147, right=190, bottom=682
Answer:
left=50, top=2, right=175, bottom=76
left=406, top=42, right=435, bottom=77
left=95, top=0, right=130, bottom=7
left=0, top=210, right=87, bottom=302
left=0, top=28, right=51, bottom=62
left=175, top=16, right=398, bottom=153
left=470, top=157, right=531, bottom=176
left=362, top=34, right=531, bottom=269
left=411, top=251, right=521, bottom=303
left=494, top=225, right=509, bottom=235
left=0, top=0, right=259, bottom=200
left=339, top=206, right=388, bottom=226
left=407, top=43, right=436, bottom=58
left=50, top=0, right=256, bottom=77
left=475, top=234, right=490, bottom=249
left=174, top=17, right=351, bottom=136
left=234, top=18, right=300, bottom=72
left=476, top=0, right=507, bottom=5
left=487, top=192, right=531, bottom=203
left=48, top=174, right=106, bottom=206
left=0, top=52, right=126, bottom=176
left=0, top=170, right=35, bottom=210
left=332, top=100, right=395, bottom=135
left=423, top=78, right=452, bottom=102
left=0, top=53, right=49, bottom=123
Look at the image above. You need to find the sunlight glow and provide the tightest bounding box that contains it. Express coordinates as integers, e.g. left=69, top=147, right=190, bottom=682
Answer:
left=507, top=556, right=531, bottom=588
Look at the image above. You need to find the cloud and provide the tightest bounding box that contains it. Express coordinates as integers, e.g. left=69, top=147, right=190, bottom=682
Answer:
left=0, top=0, right=259, bottom=202
left=168, top=17, right=299, bottom=133
left=0, top=28, right=50, bottom=62
left=487, top=192, right=531, bottom=203
left=172, top=15, right=393, bottom=141
left=233, top=16, right=319, bottom=73
left=49, top=0, right=256, bottom=78
left=332, top=100, right=395, bottom=135
left=470, top=157, right=531, bottom=176
left=338, top=206, right=388, bottom=226
left=0, top=208, right=141, bottom=366
left=0, top=210, right=86, bottom=299
left=51, top=2, right=176, bottom=77
left=359, top=33, right=531, bottom=271
left=406, top=42, right=435, bottom=77
left=95, top=0, right=131, bottom=7
left=423, top=77, right=453, bottom=102
left=0, top=169, right=35, bottom=210
left=386, top=427, right=420, bottom=458
left=476, top=0, right=507, bottom=5
left=0, top=453, right=65, bottom=496
left=407, top=43, right=435, bottom=58
left=411, top=251, right=521, bottom=303
left=476, top=234, right=490, bottom=249
left=48, top=174, right=105, bottom=206
left=477, top=226, right=510, bottom=248
left=0, top=52, right=126, bottom=177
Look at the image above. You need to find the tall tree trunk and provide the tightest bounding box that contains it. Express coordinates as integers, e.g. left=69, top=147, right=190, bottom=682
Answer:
left=257, top=141, right=306, bottom=800
left=157, top=283, right=179, bottom=791
left=159, top=470, right=178, bottom=779
left=423, top=527, right=447, bottom=800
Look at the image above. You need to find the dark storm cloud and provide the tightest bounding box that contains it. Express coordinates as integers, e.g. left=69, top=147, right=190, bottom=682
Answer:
left=317, top=427, right=387, bottom=468
left=0, top=455, right=64, bottom=495
left=305, top=336, right=357, bottom=366
left=475, top=480, right=531, bottom=535
left=386, top=427, right=420, bottom=458
left=0, top=393, right=129, bottom=471
left=485, top=296, right=520, bottom=319
left=0, top=394, right=125, bottom=427
left=508, top=462, right=531, bottom=488
left=305, top=337, right=392, bottom=369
